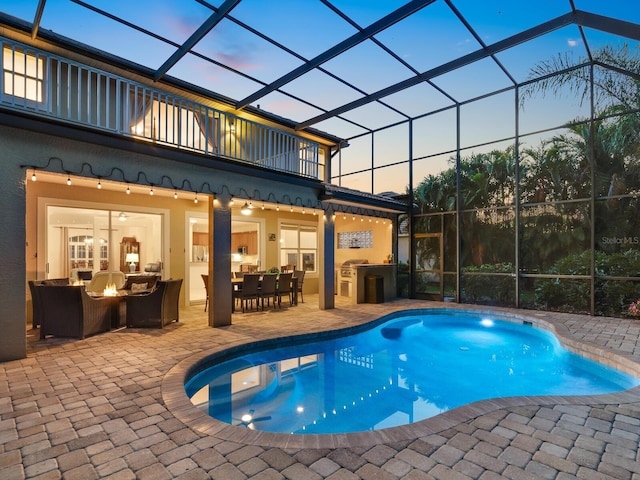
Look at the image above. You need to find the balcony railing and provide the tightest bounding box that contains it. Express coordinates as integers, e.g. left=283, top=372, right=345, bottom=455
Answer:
left=1, top=37, right=321, bottom=179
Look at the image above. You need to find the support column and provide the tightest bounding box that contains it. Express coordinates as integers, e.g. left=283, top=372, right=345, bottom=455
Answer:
left=209, top=196, right=232, bottom=327
left=1, top=158, right=26, bottom=360
left=319, top=208, right=335, bottom=310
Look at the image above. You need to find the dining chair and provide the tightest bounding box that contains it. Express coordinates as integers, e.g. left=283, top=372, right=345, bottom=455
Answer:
left=258, top=273, right=277, bottom=310
left=201, top=274, right=209, bottom=312
left=292, top=269, right=305, bottom=303
left=238, top=274, right=260, bottom=312
left=276, top=272, right=293, bottom=308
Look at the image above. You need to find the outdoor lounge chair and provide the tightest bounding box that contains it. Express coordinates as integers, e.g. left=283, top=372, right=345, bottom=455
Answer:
left=38, top=285, right=112, bottom=339
left=125, top=279, right=183, bottom=328
left=29, top=278, right=69, bottom=328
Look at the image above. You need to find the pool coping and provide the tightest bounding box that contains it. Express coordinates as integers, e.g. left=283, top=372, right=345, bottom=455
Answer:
left=161, top=306, right=640, bottom=449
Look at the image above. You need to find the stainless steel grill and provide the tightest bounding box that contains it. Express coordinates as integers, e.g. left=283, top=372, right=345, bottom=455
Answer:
left=340, top=259, right=368, bottom=278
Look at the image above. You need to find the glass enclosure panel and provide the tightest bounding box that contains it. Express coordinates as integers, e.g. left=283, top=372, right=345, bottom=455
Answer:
left=373, top=124, right=409, bottom=168
left=459, top=141, right=516, bottom=210
left=414, top=234, right=441, bottom=299
left=520, top=278, right=591, bottom=314
left=413, top=154, right=457, bottom=213
left=460, top=272, right=515, bottom=307
left=520, top=202, right=591, bottom=274
left=339, top=171, right=372, bottom=194
left=460, top=91, right=515, bottom=148
left=460, top=209, right=515, bottom=269
left=412, top=109, right=457, bottom=161
left=595, top=279, right=640, bottom=318
left=373, top=162, right=408, bottom=196
left=518, top=66, right=590, bottom=136
left=334, top=135, right=371, bottom=177
left=519, top=128, right=592, bottom=204
left=595, top=197, right=640, bottom=261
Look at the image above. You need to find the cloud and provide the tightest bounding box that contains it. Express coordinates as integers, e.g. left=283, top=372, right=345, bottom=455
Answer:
left=567, top=39, right=578, bottom=47
left=216, top=52, right=261, bottom=72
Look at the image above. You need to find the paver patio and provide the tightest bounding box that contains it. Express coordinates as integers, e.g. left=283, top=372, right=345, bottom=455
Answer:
left=1, top=296, right=640, bottom=479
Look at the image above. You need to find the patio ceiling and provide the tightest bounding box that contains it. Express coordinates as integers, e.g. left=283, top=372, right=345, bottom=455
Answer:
left=2, top=0, right=639, bottom=144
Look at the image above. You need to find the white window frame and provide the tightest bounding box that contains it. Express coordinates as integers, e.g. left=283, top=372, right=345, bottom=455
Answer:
left=2, top=44, right=45, bottom=104
left=278, top=219, right=318, bottom=277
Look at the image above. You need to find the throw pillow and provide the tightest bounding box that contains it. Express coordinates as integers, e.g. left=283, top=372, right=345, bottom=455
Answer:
left=131, top=282, right=148, bottom=292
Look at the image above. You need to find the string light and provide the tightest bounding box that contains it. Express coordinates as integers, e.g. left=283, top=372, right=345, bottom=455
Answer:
left=23, top=162, right=364, bottom=225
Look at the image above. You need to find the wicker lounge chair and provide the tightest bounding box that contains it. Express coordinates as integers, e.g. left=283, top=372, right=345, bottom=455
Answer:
left=29, top=278, right=70, bottom=329
left=125, top=279, right=183, bottom=328
left=38, top=285, right=112, bottom=339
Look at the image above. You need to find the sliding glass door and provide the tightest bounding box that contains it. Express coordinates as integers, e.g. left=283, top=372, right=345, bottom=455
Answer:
left=46, top=206, right=163, bottom=281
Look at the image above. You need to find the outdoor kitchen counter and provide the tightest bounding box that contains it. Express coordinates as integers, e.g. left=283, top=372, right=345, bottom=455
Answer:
left=352, top=263, right=397, bottom=305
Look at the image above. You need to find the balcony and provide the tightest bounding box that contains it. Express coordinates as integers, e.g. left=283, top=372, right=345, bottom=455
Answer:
left=1, top=37, right=321, bottom=180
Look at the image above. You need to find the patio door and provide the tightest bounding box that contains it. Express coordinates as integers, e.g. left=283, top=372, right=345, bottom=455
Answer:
left=413, top=233, right=443, bottom=300
left=44, top=205, right=164, bottom=281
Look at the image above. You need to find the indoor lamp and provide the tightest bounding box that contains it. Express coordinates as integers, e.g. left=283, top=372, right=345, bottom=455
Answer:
left=125, top=253, right=139, bottom=273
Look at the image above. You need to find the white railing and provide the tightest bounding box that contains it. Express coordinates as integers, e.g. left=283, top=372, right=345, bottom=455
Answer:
left=1, top=37, right=321, bottom=179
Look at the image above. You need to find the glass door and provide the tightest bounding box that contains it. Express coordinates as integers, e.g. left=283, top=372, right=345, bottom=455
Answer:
left=46, top=206, right=163, bottom=282
left=414, top=233, right=443, bottom=300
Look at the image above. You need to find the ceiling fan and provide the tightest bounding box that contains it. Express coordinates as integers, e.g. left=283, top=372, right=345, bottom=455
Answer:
left=235, top=409, right=272, bottom=429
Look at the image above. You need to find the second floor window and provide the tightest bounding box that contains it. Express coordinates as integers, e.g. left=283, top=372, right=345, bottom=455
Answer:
left=2, top=45, right=44, bottom=102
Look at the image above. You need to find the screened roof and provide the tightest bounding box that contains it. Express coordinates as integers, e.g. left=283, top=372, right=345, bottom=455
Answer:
left=2, top=0, right=639, bottom=144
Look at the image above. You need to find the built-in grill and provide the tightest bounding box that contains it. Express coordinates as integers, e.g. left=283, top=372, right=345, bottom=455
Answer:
left=340, top=259, right=369, bottom=278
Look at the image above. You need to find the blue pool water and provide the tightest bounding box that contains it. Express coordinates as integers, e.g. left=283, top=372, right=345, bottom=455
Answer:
left=185, top=310, right=640, bottom=434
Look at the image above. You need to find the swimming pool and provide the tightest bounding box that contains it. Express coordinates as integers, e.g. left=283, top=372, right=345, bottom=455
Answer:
left=184, top=309, right=640, bottom=435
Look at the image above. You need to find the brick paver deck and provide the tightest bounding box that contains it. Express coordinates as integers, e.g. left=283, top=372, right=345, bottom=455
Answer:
left=2, top=297, right=639, bottom=479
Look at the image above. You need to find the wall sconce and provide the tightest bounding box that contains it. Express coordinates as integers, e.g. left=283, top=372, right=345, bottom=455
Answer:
left=229, top=118, right=236, bottom=133
left=118, top=212, right=127, bottom=222
left=125, top=253, right=139, bottom=273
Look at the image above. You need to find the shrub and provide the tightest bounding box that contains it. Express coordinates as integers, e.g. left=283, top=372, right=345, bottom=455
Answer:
left=461, top=263, right=515, bottom=306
